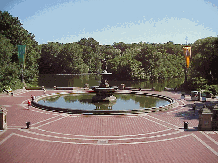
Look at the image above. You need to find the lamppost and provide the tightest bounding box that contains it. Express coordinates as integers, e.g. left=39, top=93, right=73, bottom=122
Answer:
left=184, top=36, right=189, bottom=85
left=184, top=66, right=187, bottom=84
left=150, top=65, right=153, bottom=89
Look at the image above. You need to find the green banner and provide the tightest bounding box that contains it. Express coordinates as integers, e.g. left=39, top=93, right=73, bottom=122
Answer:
left=17, top=45, right=26, bottom=68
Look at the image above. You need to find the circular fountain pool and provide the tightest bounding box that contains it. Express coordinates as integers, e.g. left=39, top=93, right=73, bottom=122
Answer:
left=37, top=93, right=170, bottom=111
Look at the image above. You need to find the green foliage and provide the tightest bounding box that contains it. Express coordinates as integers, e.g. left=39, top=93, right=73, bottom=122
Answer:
left=77, top=37, right=99, bottom=49
left=186, top=77, right=208, bottom=91
left=108, top=48, right=144, bottom=80
left=134, top=43, right=185, bottom=80
left=38, top=38, right=187, bottom=81
left=59, top=43, right=89, bottom=74
left=185, top=36, right=218, bottom=91
left=113, top=42, right=128, bottom=54
left=0, top=11, right=40, bottom=91
left=0, top=34, right=21, bottom=91
left=39, top=42, right=90, bottom=74
left=191, top=37, right=218, bottom=83
left=0, top=11, right=23, bottom=46
left=208, top=85, right=218, bottom=95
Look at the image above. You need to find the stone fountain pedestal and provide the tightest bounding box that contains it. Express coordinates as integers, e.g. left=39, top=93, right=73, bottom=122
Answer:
left=92, top=70, right=117, bottom=102
left=92, top=87, right=116, bottom=102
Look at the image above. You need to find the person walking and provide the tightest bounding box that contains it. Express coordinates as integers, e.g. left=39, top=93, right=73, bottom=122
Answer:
left=193, top=103, right=196, bottom=115
left=181, top=93, right=185, bottom=100
left=27, top=100, right=31, bottom=109
left=26, top=122, right=30, bottom=129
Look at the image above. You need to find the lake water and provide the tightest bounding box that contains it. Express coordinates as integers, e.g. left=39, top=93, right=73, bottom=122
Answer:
left=38, top=93, right=170, bottom=111
left=38, top=74, right=184, bottom=91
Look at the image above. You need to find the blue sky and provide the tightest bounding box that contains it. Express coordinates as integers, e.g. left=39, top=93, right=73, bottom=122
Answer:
left=1, top=0, right=218, bottom=45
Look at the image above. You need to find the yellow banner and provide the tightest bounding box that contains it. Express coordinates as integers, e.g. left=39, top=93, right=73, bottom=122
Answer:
left=186, top=57, right=190, bottom=68
left=183, top=46, right=191, bottom=68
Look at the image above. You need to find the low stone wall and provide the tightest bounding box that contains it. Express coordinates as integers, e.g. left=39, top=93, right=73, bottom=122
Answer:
left=25, top=87, right=42, bottom=90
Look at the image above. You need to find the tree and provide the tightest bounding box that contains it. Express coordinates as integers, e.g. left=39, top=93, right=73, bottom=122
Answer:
left=112, top=42, right=128, bottom=54
left=108, top=48, right=144, bottom=80
left=191, top=37, right=218, bottom=83
left=58, top=43, right=88, bottom=74
left=0, top=34, right=20, bottom=91
left=39, top=42, right=63, bottom=74
left=77, top=37, right=99, bottom=50
left=0, top=11, right=41, bottom=87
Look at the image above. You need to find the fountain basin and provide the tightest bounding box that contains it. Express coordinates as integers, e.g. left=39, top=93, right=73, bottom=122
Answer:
left=32, top=90, right=174, bottom=114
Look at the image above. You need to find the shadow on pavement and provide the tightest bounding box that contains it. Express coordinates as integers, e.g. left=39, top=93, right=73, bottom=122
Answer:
left=175, top=101, right=218, bottom=120
left=179, top=127, right=198, bottom=132
left=175, top=109, right=199, bottom=120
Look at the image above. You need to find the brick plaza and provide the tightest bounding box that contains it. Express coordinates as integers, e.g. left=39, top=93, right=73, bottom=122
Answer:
left=0, top=89, right=218, bottom=163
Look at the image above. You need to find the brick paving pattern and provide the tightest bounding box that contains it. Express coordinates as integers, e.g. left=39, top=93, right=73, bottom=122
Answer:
left=0, top=89, right=218, bottom=162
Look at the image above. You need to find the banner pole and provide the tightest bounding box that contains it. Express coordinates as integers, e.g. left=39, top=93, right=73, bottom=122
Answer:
left=21, top=64, right=23, bottom=83
left=185, top=46, right=187, bottom=83
left=186, top=39, right=188, bottom=84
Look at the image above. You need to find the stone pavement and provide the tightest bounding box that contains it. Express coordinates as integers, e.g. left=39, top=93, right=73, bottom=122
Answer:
left=0, top=89, right=218, bottom=163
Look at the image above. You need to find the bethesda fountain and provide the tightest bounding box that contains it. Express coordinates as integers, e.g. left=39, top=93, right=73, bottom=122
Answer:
left=92, top=59, right=117, bottom=102
left=32, top=58, right=173, bottom=114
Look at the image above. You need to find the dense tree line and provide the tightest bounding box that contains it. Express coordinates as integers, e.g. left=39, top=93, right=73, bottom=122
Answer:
left=1, top=10, right=218, bottom=92
left=39, top=40, right=186, bottom=81
left=186, top=36, right=218, bottom=91
left=0, top=11, right=40, bottom=91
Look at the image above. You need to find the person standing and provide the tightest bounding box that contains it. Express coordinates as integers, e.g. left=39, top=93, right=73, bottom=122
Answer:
left=31, top=95, right=36, bottom=101
left=43, top=88, right=46, bottom=94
